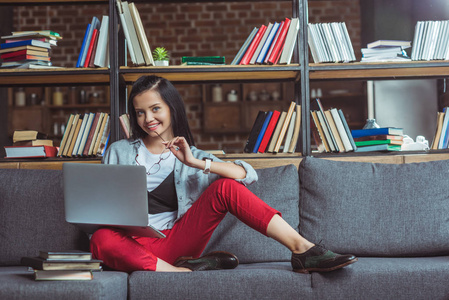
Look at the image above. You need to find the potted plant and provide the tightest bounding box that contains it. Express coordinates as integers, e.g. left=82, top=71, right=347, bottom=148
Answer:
left=153, top=47, right=169, bottom=66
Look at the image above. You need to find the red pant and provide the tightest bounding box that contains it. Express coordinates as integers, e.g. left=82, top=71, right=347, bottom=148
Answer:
left=90, top=178, right=280, bottom=272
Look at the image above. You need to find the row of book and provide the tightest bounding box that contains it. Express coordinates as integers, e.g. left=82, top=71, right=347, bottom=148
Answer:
left=0, top=30, right=61, bottom=69
left=411, top=20, right=449, bottom=61
left=57, top=112, right=110, bottom=158
left=77, top=15, right=110, bottom=68
left=244, top=101, right=301, bottom=154
left=310, top=98, right=404, bottom=153
left=361, top=40, right=411, bottom=63
left=116, top=0, right=155, bottom=66
left=232, top=17, right=299, bottom=65
left=4, top=130, right=57, bottom=158
left=21, top=250, right=101, bottom=281
left=308, top=22, right=356, bottom=64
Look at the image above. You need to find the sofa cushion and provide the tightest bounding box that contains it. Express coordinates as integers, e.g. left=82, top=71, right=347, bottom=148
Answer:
left=311, top=256, right=449, bottom=300
left=128, top=262, right=312, bottom=300
left=203, top=164, right=299, bottom=263
left=298, top=157, right=449, bottom=257
left=0, top=266, right=128, bottom=300
left=0, top=169, right=90, bottom=266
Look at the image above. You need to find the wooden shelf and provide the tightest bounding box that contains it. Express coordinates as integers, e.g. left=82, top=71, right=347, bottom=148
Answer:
left=120, top=65, right=301, bottom=84
left=0, top=68, right=110, bottom=86
left=309, top=61, right=449, bottom=80
left=0, top=0, right=107, bottom=4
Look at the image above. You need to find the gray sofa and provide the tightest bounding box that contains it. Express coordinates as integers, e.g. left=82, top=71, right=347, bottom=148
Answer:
left=1, top=157, right=449, bottom=299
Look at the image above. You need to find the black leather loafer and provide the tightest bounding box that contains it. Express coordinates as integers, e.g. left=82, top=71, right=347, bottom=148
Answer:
left=291, top=245, right=357, bottom=274
left=174, top=251, right=239, bottom=271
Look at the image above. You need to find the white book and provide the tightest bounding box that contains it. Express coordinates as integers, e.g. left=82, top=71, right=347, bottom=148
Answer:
left=250, top=23, right=273, bottom=65
left=116, top=0, right=136, bottom=65
left=308, top=24, right=320, bottom=63
left=330, top=22, right=348, bottom=62
left=121, top=1, right=145, bottom=65
left=94, top=15, right=109, bottom=67
left=438, top=21, right=449, bottom=60
left=426, top=21, right=440, bottom=60
left=418, top=21, right=431, bottom=61
left=323, top=23, right=341, bottom=62
left=411, top=21, right=423, bottom=60
left=129, top=2, right=154, bottom=66
left=72, top=113, right=89, bottom=156
left=279, top=18, right=299, bottom=64
left=282, top=111, right=296, bottom=153
left=339, top=22, right=356, bottom=61
left=256, top=22, right=280, bottom=64
left=330, top=108, right=353, bottom=152
left=77, top=113, right=95, bottom=156
left=310, top=24, right=327, bottom=63
left=88, top=113, right=105, bottom=156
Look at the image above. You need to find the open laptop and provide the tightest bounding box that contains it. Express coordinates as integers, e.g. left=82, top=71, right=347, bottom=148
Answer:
left=63, top=163, right=166, bottom=238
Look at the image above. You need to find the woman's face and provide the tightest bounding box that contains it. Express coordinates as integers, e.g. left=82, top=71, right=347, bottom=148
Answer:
left=133, top=89, right=174, bottom=141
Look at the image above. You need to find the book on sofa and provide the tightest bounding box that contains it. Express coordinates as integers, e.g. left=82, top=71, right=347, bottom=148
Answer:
left=21, top=251, right=102, bottom=281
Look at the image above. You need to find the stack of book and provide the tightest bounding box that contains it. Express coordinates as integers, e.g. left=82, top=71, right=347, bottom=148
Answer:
left=361, top=40, right=411, bottom=62
left=77, top=15, right=110, bottom=68
left=57, top=112, right=110, bottom=158
left=411, top=20, right=449, bottom=61
left=307, top=22, right=356, bottom=63
left=244, top=101, right=301, bottom=154
left=351, top=128, right=404, bottom=152
left=310, top=98, right=356, bottom=153
left=0, top=30, right=62, bottom=69
left=181, top=56, right=225, bottom=66
left=232, top=17, right=300, bottom=65
left=4, top=130, right=57, bottom=158
left=114, top=0, right=154, bottom=66
left=21, top=250, right=101, bottom=281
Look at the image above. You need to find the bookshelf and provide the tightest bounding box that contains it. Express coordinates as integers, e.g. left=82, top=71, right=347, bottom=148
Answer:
left=2, top=0, right=449, bottom=161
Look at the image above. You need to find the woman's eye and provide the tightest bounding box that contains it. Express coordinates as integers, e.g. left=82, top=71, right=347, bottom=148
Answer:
left=153, top=107, right=160, bottom=112
left=136, top=111, right=144, bottom=116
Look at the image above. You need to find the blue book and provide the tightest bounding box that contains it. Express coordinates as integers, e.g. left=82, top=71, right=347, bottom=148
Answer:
left=231, top=27, right=258, bottom=65
left=338, top=109, right=357, bottom=151
left=253, top=111, right=273, bottom=153
left=0, top=39, right=51, bottom=50
left=438, top=107, right=449, bottom=149
left=256, top=22, right=280, bottom=64
left=80, top=16, right=100, bottom=67
left=76, top=23, right=91, bottom=68
left=351, top=127, right=403, bottom=139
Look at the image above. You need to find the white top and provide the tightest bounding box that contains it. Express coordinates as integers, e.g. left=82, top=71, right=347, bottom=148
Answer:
left=137, top=140, right=177, bottom=230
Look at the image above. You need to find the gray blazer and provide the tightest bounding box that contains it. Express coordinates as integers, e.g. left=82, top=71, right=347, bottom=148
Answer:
left=102, top=138, right=258, bottom=228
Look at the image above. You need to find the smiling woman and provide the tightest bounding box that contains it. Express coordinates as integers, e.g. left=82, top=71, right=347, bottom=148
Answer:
left=91, top=75, right=357, bottom=274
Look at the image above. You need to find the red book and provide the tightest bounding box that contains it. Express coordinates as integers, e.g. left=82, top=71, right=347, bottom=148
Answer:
left=82, top=112, right=101, bottom=156
left=83, top=29, right=98, bottom=68
left=257, top=110, right=281, bottom=153
left=4, top=145, right=58, bottom=158
left=3, top=54, right=50, bottom=62
left=239, top=25, right=267, bottom=65
left=267, top=18, right=291, bottom=64
left=1, top=49, right=48, bottom=59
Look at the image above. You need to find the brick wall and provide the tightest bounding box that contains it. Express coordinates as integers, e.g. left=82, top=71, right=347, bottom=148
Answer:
left=14, top=1, right=361, bottom=153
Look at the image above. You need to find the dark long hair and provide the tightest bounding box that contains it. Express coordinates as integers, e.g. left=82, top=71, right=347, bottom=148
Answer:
left=127, top=75, right=195, bottom=146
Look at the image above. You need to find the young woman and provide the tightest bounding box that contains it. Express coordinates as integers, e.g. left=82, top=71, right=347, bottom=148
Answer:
left=90, top=75, right=357, bottom=273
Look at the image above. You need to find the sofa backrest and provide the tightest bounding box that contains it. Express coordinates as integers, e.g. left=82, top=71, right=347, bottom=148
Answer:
left=298, top=157, right=449, bottom=257
left=0, top=169, right=90, bottom=266
left=204, top=164, right=300, bottom=263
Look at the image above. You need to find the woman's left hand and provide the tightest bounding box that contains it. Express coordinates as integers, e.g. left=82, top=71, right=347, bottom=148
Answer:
left=162, top=136, right=195, bottom=167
